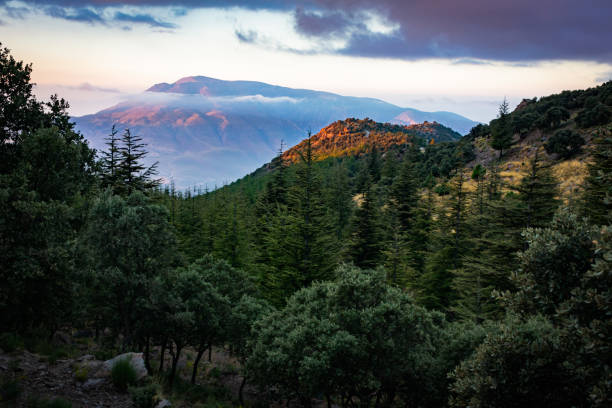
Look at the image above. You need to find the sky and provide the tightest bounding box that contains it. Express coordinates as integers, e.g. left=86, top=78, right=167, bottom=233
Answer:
left=1, top=0, right=611, bottom=122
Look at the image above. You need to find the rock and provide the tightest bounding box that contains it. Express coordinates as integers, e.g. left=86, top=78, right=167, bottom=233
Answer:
left=96, top=352, right=148, bottom=381
left=156, top=399, right=172, bottom=408
left=78, top=354, right=95, bottom=362
left=82, top=378, right=105, bottom=389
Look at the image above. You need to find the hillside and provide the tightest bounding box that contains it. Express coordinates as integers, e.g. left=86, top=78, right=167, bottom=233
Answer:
left=463, top=80, right=612, bottom=196
left=74, top=76, right=478, bottom=187
left=282, top=118, right=461, bottom=163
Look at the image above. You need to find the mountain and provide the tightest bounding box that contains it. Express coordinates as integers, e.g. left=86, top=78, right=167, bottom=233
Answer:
left=282, top=118, right=460, bottom=164
left=74, top=76, right=479, bottom=187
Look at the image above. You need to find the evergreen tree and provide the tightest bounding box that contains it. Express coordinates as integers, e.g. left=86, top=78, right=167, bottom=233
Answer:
left=349, top=179, right=383, bottom=269
left=115, top=128, right=160, bottom=195
left=266, top=135, right=337, bottom=303
left=418, top=170, right=468, bottom=310
left=100, top=125, right=121, bottom=191
left=514, top=150, right=559, bottom=229
left=389, top=159, right=419, bottom=233
left=490, top=98, right=513, bottom=158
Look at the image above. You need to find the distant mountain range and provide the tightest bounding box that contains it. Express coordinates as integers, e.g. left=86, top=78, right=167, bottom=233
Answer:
left=74, top=76, right=479, bottom=187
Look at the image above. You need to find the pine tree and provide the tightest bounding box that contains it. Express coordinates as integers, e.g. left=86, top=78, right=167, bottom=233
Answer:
left=582, top=129, right=612, bottom=225
left=418, top=170, right=468, bottom=310
left=100, top=125, right=121, bottom=191
left=116, top=128, right=160, bottom=195
left=277, top=135, right=336, bottom=293
left=349, top=179, right=383, bottom=269
left=389, top=159, right=419, bottom=233
left=514, top=150, right=559, bottom=229
left=490, top=98, right=513, bottom=159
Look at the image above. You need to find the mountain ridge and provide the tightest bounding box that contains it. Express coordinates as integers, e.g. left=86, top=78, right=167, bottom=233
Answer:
left=74, top=75, right=479, bottom=187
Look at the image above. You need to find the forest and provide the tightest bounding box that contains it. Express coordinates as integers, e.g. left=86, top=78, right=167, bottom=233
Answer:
left=1, top=42, right=611, bottom=408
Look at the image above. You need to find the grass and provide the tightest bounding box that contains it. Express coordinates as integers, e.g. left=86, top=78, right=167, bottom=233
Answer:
left=111, top=357, right=138, bottom=392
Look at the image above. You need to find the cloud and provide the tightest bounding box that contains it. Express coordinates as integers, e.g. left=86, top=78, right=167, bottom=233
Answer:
left=3, top=0, right=612, bottom=62
left=596, top=71, right=612, bottom=83
left=72, top=82, right=121, bottom=93
left=293, top=7, right=352, bottom=38
left=235, top=29, right=258, bottom=44
left=44, top=6, right=104, bottom=24
left=113, top=11, right=176, bottom=28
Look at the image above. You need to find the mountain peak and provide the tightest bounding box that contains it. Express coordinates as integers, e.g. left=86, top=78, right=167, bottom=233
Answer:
left=282, top=118, right=461, bottom=163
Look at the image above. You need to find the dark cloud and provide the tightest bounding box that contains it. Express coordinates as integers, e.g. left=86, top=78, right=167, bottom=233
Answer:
left=2, top=0, right=612, bottom=62
left=293, top=7, right=353, bottom=38
left=297, top=0, right=612, bottom=62
left=113, top=11, right=176, bottom=28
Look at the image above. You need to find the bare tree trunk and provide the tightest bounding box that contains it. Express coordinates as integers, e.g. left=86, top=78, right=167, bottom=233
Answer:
left=239, top=375, right=247, bottom=406
left=168, top=344, right=183, bottom=391
left=191, top=345, right=206, bottom=384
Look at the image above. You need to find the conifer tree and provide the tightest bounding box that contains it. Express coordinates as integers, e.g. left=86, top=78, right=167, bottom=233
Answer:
left=389, top=159, right=419, bottom=233
left=271, top=135, right=336, bottom=301
left=514, top=150, right=559, bottom=229
left=490, top=98, right=513, bottom=158
left=115, top=128, right=160, bottom=195
left=100, top=125, right=120, bottom=190
left=349, top=179, right=383, bottom=269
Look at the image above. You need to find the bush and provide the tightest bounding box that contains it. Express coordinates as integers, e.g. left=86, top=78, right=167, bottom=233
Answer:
left=0, top=332, right=23, bottom=352
left=545, top=129, right=585, bottom=158
left=450, top=316, right=586, bottom=407
left=434, top=183, right=450, bottom=196
left=111, top=358, right=138, bottom=392
left=576, top=103, right=612, bottom=128
left=129, top=383, right=159, bottom=408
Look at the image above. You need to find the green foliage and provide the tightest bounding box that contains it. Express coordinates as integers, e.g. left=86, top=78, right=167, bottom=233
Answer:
left=541, top=105, right=570, bottom=129
left=129, top=383, right=160, bottom=408
left=0, top=43, right=96, bottom=333
left=111, top=358, right=138, bottom=392
left=582, top=129, right=612, bottom=225
left=576, top=103, right=611, bottom=128
left=82, top=190, right=179, bottom=347
left=490, top=99, right=513, bottom=158
left=450, top=316, right=585, bottom=408
left=248, top=265, right=443, bottom=407
left=349, top=182, right=383, bottom=269
left=545, top=129, right=585, bottom=158
left=503, top=210, right=595, bottom=317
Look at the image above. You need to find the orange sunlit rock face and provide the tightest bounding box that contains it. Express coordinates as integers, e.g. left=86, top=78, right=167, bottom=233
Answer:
left=282, top=118, right=454, bottom=163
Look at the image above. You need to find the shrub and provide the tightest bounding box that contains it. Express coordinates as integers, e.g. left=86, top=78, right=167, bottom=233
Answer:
left=545, top=129, right=585, bottom=158
left=129, top=383, right=159, bottom=408
left=73, top=365, right=89, bottom=382
left=576, top=103, right=612, bottom=128
left=111, top=358, right=138, bottom=392
left=0, top=332, right=23, bottom=352
left=434, top=183, right=450, bottom=196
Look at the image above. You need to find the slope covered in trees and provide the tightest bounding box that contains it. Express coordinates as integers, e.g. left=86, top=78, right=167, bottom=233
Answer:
left=1, top=43, right=611, bottom=408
